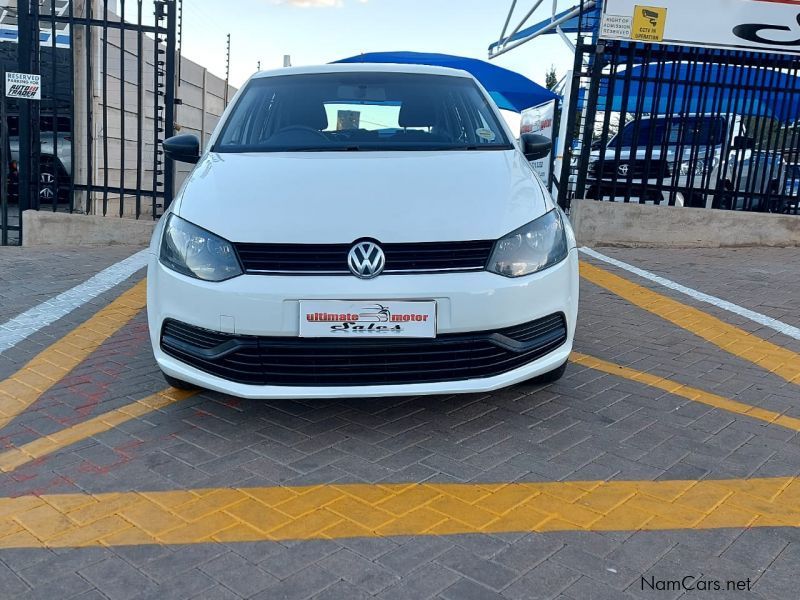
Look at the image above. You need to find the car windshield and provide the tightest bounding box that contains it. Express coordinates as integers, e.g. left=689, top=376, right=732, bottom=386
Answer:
left=214, top=72, right=512, bottom=152
left=612, top=116, right=728, bottom=149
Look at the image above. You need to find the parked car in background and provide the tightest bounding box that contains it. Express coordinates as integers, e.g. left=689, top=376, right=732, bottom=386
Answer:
left=583, top=113, right=786, bottom=210
left=781, top=163, right=800, bottom=213
left=3, top=116, right=71, bottom=205
left=785, top=163, right=800, bottom=198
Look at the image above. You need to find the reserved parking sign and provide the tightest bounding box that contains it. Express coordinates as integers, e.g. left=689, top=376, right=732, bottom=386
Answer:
left=5, top=72, right=41, bottom=100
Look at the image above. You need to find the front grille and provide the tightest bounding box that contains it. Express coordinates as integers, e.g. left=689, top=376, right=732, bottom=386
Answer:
left=586, top=182, right=667, bottom=203
left=160, top=313, right=567, bottom=387
left=589, top=158, right=672, bottom=180
left=233, top=240, right=495, bottom=275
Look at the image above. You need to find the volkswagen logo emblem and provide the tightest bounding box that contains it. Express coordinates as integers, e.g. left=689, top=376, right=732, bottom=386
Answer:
left=618, top=164, right=630, bottom=176
left=348, top=241, right=385, bottom=279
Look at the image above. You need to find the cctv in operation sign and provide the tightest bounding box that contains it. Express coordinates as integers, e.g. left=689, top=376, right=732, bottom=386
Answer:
left=600, top=0, right=800, bottom=55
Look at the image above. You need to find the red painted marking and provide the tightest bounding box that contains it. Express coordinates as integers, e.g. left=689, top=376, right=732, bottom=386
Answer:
left=44, top=322, right=150, bottom=427
left=26, top=475, right=78, bottom=497
left=114, top=440, right=145, bottom=459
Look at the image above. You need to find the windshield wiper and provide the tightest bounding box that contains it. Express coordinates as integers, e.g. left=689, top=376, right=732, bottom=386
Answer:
left=256, top=146, right=356, bottom=152
left=434, top=144, right=514, bottom=151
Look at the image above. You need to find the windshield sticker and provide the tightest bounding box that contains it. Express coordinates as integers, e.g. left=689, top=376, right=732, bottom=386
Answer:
left=476, top=128, right=496, bottom=142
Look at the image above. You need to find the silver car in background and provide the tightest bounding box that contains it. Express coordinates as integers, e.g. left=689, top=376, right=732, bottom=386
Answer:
left=584, top=114, right=786, bottom=210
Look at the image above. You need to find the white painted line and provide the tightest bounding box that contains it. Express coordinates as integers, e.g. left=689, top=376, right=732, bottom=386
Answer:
left=580, top=246, right=800, bottom=342
left=0, top=250, right=149, bottom=355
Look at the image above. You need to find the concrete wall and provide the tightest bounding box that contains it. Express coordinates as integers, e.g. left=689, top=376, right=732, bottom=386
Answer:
left=25, top=199, right=800, bottom=248
left=570, top=199, right=800, bottom=248
left=172, top=59, right=233, bottom=190
left=71, top=1, right=236, bottom=219
left=22, top=210, right=155, bottom=247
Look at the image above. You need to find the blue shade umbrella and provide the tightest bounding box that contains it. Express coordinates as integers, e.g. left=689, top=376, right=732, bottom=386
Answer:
left=595, top=62, right=800, bottom=123
left=334, top=51, right=559, bottom=112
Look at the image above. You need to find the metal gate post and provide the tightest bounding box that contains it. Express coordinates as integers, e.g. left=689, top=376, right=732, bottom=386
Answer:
left=557, top=37, right=588, bottom=211
left=29, top=0, right=41, bottom=212
left=0, top=67, right=7, bottom=246
left=16, top=0, right=33, bottom=227
left=163, top=0, right=178, bottom=208
left=573, top=41, right=605, bottom=204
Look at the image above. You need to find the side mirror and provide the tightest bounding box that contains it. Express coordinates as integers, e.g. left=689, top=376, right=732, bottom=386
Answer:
left=521, top=133, right=552, bottom=161
left=732, top=136, right=755, bottom=151
left=163, top=134, right=200, bottom=164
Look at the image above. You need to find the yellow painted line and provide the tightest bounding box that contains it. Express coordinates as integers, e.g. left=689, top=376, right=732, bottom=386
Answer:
left=2, top=352, right=792, bottom=474
left=572, top=353, right=800, bottom=431
left=0, top=279, right=147, bottom=431
left=0, top=477, right=798, bottom=548
left=0, top=387, right=196, bottom=473
left=580, top=260, right=800, bottom=385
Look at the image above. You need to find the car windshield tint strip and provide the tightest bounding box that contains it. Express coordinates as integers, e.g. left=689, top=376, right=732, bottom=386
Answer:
left=214, top=72, right=512, bottom=152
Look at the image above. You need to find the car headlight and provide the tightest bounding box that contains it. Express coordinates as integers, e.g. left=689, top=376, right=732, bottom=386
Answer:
left=680, top=157, right=719, bottom=176
left=487, top=209, right=569, bottom=278
left=159, top=214, right=242, bottom=281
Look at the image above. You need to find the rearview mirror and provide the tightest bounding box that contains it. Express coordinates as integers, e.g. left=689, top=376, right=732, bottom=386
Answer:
left=521, top=133, right=552, bottom=161
left=164, top=134, right=200, bottom=164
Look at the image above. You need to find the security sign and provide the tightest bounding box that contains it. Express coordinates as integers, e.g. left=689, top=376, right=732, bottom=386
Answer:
left=631, top=5, right=667, bottom=42
left=601, top=0, right=800, bottom=55
left=5, top=72, right=41, bottom=100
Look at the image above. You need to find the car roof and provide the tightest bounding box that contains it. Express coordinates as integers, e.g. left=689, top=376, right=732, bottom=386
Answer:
left=250, top=62, right=475, bottom=80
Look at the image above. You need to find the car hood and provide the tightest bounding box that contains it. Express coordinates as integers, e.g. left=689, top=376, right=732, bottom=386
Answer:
left=174, top=150, right=548, bottom=243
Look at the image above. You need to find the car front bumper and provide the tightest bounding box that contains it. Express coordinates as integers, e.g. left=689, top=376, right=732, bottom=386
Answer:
left=146, top=248, right=579, bottom=399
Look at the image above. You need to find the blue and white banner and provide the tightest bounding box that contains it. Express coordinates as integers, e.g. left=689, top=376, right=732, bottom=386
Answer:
left=0, top=2, right=71, bottom=49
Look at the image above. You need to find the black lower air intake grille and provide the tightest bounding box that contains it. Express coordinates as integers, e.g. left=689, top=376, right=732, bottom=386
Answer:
left=160, top=313, right=567, bottom=387
left=233, top=240, right=495, bottom=275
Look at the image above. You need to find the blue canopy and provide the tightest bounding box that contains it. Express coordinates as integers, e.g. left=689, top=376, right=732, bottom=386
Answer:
left=596, top=62, right=800, bottom=123
left=488, top=4, right=602, bottom=54
left=334, top=51, right=558, bottom=112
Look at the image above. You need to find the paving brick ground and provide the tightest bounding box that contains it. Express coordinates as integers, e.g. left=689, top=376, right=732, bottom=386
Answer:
left=0, top=245, right=798, bottom=599
left=0, top=246, right=142, bottom=324
left=596, top=247, right=800, bottom=347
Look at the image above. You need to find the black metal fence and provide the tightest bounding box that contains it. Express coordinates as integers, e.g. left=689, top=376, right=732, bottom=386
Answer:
left=559, top=38, right=800, bottom=215
left=1, top=0, right=177, bottom=246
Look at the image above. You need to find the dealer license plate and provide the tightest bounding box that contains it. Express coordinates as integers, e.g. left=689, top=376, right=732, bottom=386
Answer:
left=299, top=300, right=436, bottom=338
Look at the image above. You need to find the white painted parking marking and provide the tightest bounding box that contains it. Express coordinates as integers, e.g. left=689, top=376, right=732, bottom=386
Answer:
left=580, top=247, right=800, bottom=342
left=0, top=250, right=150, bottom=355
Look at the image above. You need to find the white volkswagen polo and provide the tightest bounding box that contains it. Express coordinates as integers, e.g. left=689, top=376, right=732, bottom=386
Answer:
left=147, top=63, right=579, bottom=399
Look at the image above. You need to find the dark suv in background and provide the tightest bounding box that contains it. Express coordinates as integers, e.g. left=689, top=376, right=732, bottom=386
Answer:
left=3, top=115, right=72, bottom=206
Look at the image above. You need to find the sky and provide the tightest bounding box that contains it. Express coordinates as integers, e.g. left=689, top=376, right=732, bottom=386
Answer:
left=176, top=0, right=578, bottom=90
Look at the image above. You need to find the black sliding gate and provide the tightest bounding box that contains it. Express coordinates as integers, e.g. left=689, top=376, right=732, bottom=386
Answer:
left=1, top=0, right=177, bottom=246
left=559, top=38, right=800, bottom=215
